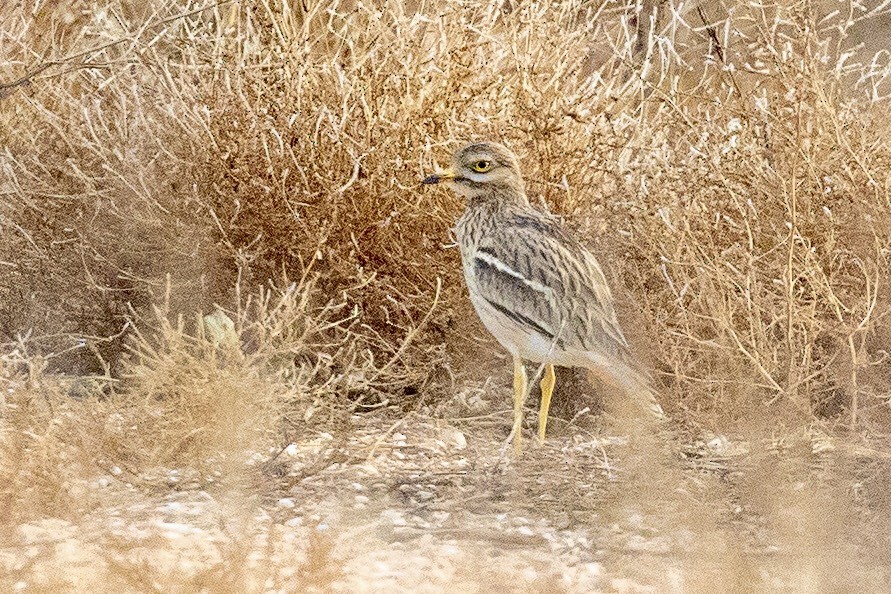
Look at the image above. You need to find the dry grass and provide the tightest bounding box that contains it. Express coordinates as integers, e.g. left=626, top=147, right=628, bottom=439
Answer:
left=1, top=0, right=889, bottom=591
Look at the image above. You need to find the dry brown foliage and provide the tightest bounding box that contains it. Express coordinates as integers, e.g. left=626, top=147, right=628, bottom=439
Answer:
left=2, top=0, right=887, bottom=424
left=0, top=0, right=889, bottom=590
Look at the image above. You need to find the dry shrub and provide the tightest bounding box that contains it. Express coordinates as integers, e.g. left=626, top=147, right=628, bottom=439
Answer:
left=0, top=346, right=107, bottom=528
left=1, top=273, right=360, bottom=528
left=0, top=1, right=888, bottom=430
left=611, top=4, right=891, bottom=429
left=115, top=267, right=435, bottom=468
left=2, top=2, right=889, bottom=590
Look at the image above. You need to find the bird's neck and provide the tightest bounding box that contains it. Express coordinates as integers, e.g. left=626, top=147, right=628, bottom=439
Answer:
left=456, top=187, right=532, bottom=250
left=466, top=184, right=530, bottom=210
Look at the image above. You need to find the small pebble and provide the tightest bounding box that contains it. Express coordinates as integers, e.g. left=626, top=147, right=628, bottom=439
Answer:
left=382, top=509, right=407, bottom=527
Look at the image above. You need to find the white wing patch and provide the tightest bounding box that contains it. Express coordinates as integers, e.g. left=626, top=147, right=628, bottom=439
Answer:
left=474, top=250, right=554, bottom=299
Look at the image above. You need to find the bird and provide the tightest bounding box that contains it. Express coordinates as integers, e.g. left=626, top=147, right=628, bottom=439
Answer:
left=423, top=141, right=664, bottom=453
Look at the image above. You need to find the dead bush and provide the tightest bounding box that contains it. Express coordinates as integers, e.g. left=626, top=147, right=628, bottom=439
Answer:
left=0, top=0, right=887, bottom=433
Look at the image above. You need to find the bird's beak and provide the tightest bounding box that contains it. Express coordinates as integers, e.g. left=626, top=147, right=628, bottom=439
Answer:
left=422, top=169, right=457, bottom=185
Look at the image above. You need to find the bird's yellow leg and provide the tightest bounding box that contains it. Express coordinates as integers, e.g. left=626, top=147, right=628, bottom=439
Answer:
left=538, top=363, right=555, bottom=444
left=512, top=356, right=527, bottom=454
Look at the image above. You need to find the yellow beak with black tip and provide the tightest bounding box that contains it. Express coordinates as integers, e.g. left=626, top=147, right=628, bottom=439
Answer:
left=422, top=169, right=457, bottom=185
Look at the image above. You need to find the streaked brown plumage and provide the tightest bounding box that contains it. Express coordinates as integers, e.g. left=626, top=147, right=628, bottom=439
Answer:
left=424, top=141, right=664, bottom=452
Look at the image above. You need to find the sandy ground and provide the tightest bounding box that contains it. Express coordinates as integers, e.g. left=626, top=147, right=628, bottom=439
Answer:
left=2, top=408, right=889, bottom=593
left=0, top=398, right=891, bottom=592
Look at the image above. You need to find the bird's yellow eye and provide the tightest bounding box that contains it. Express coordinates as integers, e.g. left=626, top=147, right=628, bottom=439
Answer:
left=471, top=160, right=493, bottom=173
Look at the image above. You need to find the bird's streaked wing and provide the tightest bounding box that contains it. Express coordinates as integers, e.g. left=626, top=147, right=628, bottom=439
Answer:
left=470, top=212, right=629, bottom=355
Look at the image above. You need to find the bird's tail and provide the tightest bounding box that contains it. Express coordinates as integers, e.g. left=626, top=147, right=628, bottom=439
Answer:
left=584, top=350, right=666, bottom=422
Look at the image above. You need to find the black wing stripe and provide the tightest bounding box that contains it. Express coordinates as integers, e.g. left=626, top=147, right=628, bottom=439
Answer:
left=483, top=297, right=560, bottom=345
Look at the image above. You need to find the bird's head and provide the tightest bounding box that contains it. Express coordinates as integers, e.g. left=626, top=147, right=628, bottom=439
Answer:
left=423, top=141, right=526, bottom=203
